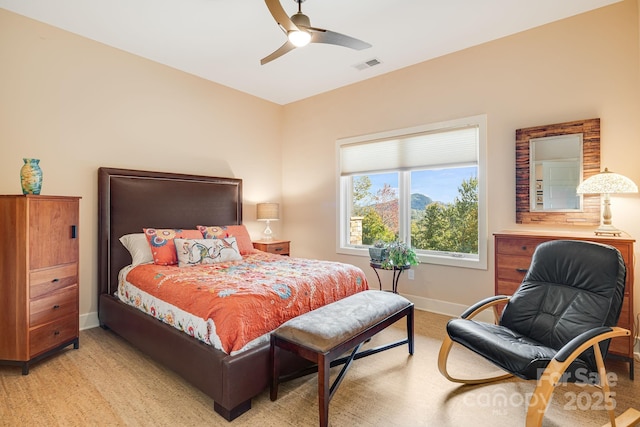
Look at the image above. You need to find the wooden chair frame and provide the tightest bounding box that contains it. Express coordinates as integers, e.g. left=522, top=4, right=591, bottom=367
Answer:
left=437, top=296, right=639, bottom=427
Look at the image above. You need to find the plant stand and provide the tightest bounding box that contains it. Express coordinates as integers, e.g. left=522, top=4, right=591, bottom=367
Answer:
left=369, top=262, right=410, bottom=294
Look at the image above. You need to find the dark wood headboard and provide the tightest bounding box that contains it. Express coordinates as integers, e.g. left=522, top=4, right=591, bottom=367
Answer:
left=98, top=167, right=243, bottom=297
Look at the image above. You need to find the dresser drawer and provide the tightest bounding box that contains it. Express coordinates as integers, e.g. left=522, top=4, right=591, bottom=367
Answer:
left=254, top=241, right=290, bottom=255
left=495, top=237, right=545, bottom=256
left=265, top=242, right=289, bottom=254
left=30, top=285, right=78, bottom=327
left=496, top=279, right=522, bottom=296
left=496, top=254, right=531, bottom=282
left=29, top=313, right=78, bottom=357
left=30, top=263, right=78, bottom=299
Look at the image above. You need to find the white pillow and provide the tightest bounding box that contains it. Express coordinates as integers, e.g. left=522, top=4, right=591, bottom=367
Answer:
left=174, top=237, right=242, bottom=267
left=119, top=233, right=154, bottom=266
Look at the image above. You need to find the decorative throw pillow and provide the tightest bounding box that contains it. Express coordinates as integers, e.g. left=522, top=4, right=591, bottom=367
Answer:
left=119, top=233, right=153, bottom=266
left=197, top=225, right=227, bottom=239
left=143, top=228, right=203, bottom=265
left=197, top=224, right=255, bottom=255
left=174, top=237, right=242, bottom=267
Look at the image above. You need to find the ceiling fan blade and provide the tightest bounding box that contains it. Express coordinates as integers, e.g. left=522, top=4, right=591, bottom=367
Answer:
left=264, top=0, right=298, bottom=33
left=261, top=41, right=296, bottom=65
left=311, top=29, right=371, bottom=50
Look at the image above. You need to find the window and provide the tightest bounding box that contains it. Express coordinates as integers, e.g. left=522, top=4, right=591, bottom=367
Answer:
left=336, top=115, right=487, bottom=269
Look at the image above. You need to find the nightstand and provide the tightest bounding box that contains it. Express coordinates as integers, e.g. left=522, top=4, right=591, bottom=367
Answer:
left=253, top=239, right=290, bottom=256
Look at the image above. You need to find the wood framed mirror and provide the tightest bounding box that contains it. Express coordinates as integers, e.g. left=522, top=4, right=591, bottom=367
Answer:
left=516, top=118, right=600, bottom=225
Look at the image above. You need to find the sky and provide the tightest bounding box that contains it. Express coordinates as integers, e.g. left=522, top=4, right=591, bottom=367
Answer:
left=368, top=167, right=477, bottom=204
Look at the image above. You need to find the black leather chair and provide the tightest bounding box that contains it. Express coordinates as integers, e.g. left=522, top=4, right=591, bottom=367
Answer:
left=438, top=240, right=639, bottom=426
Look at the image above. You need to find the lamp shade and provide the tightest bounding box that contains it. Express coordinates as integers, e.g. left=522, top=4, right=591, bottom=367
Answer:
left=576, top=168, right=638, bottom=195
left=576, top=168, right=637, bottom=237
left=257, top=203, right=279, bottom=221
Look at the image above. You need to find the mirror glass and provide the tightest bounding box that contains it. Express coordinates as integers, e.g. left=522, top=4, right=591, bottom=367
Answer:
left=516, top=118, right=600, bottom=226
left=530, top=134, right=582, bottom=211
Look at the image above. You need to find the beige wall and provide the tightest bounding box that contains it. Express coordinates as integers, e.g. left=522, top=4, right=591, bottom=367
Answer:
left=281, top=1, right=640, bottom=315
left=1, top=1, right=639, bottom=326
left=0, top=9, right=284, bottom=327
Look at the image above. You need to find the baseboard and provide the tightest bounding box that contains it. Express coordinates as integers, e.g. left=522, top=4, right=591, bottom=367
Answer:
left=80, top=311, right=100, bottom=331
left=401, top=293, right=494, bottom=323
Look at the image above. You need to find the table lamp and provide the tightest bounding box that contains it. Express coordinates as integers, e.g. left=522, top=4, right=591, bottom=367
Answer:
left=576, top=168, right=638, bottom=236
left=256, top=203, right=279, bottom=240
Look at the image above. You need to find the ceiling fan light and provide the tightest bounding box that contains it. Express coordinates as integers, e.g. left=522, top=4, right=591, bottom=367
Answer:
left=288, top=30, right=311, bottom=47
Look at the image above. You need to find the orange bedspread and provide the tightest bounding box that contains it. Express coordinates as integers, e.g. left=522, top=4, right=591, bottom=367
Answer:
left=122, top=251, right=368, bottom=354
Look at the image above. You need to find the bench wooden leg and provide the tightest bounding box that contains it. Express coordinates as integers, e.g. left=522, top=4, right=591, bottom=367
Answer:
left=319, top=354, right=330, bottom=427
left=407, top=305, right=414, bottom=355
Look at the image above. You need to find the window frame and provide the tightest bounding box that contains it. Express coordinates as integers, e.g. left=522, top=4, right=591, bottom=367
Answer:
left=336, top=114, right=488, bottom=270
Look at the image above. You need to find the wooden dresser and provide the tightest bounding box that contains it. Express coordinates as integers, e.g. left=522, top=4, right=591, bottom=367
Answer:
left=0, top=195, right=80, bottom=374
left=494, top=230, right=635, bottom=379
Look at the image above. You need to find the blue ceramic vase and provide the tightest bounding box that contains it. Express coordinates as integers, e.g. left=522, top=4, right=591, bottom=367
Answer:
left=20, top=158, right=43, bottom=195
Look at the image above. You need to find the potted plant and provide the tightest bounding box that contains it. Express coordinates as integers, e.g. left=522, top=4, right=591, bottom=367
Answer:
left=368, top=240, right=388, bottom=263
left=382, top=240, right=419, bottom=269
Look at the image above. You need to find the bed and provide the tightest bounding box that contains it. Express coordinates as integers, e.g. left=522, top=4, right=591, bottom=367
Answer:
left=97, top=167, right=368, bottom=421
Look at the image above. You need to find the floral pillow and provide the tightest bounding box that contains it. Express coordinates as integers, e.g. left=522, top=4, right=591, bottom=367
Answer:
left=174, top=237, right=242, bottom=267
left=143, top=228, right=203, bottom=265
left=197, top=224, right=255, bottom=255
left=197, top=225, right=227, bottom=239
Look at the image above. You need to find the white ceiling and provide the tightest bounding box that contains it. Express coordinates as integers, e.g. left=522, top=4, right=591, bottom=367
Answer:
left=0, top=0, right=621, bottom=105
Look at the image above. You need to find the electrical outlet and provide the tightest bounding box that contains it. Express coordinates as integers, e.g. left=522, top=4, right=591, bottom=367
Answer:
left=407, top=269, right=414, bottom=280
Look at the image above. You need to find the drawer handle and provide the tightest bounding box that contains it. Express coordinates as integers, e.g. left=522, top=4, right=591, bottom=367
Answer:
left=54, top=330, right=60, bottom=336
left=275, top=248, right=283, bottom=252
left=516, top=268, right=528, bottom=273
left=521, top=246, right=527, bottom=251
left=53, top=304, right=60, bottom=309
left=52, top=278, right=60, bottom=283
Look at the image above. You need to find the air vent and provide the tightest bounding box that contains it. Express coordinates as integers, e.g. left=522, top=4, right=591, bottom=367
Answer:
left=353, top=58, right=381, bottom=71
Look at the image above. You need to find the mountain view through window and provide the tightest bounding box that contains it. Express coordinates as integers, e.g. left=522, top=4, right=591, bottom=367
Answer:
left=351, top=166, right=478, bottom=255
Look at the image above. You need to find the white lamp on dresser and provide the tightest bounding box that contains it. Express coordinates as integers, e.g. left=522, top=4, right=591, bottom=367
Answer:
left=576, top=168, right=638, bottom=236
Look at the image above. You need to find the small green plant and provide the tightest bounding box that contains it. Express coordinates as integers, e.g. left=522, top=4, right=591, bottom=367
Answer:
left=382, top=240, right=419, bottom=269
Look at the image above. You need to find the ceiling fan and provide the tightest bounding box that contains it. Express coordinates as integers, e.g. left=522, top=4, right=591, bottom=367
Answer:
left=261, top=0, right=372, bottom=65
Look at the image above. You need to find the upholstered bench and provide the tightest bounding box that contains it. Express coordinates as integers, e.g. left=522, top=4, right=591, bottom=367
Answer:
left=270, top=290, right=414, bottom=427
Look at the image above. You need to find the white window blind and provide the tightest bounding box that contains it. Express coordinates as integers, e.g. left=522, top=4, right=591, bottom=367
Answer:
left=340, top=126, right=478, bottom=176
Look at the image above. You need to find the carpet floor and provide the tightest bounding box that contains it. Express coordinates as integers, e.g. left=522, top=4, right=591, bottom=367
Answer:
left=1, top=310, right=638, bottom=426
